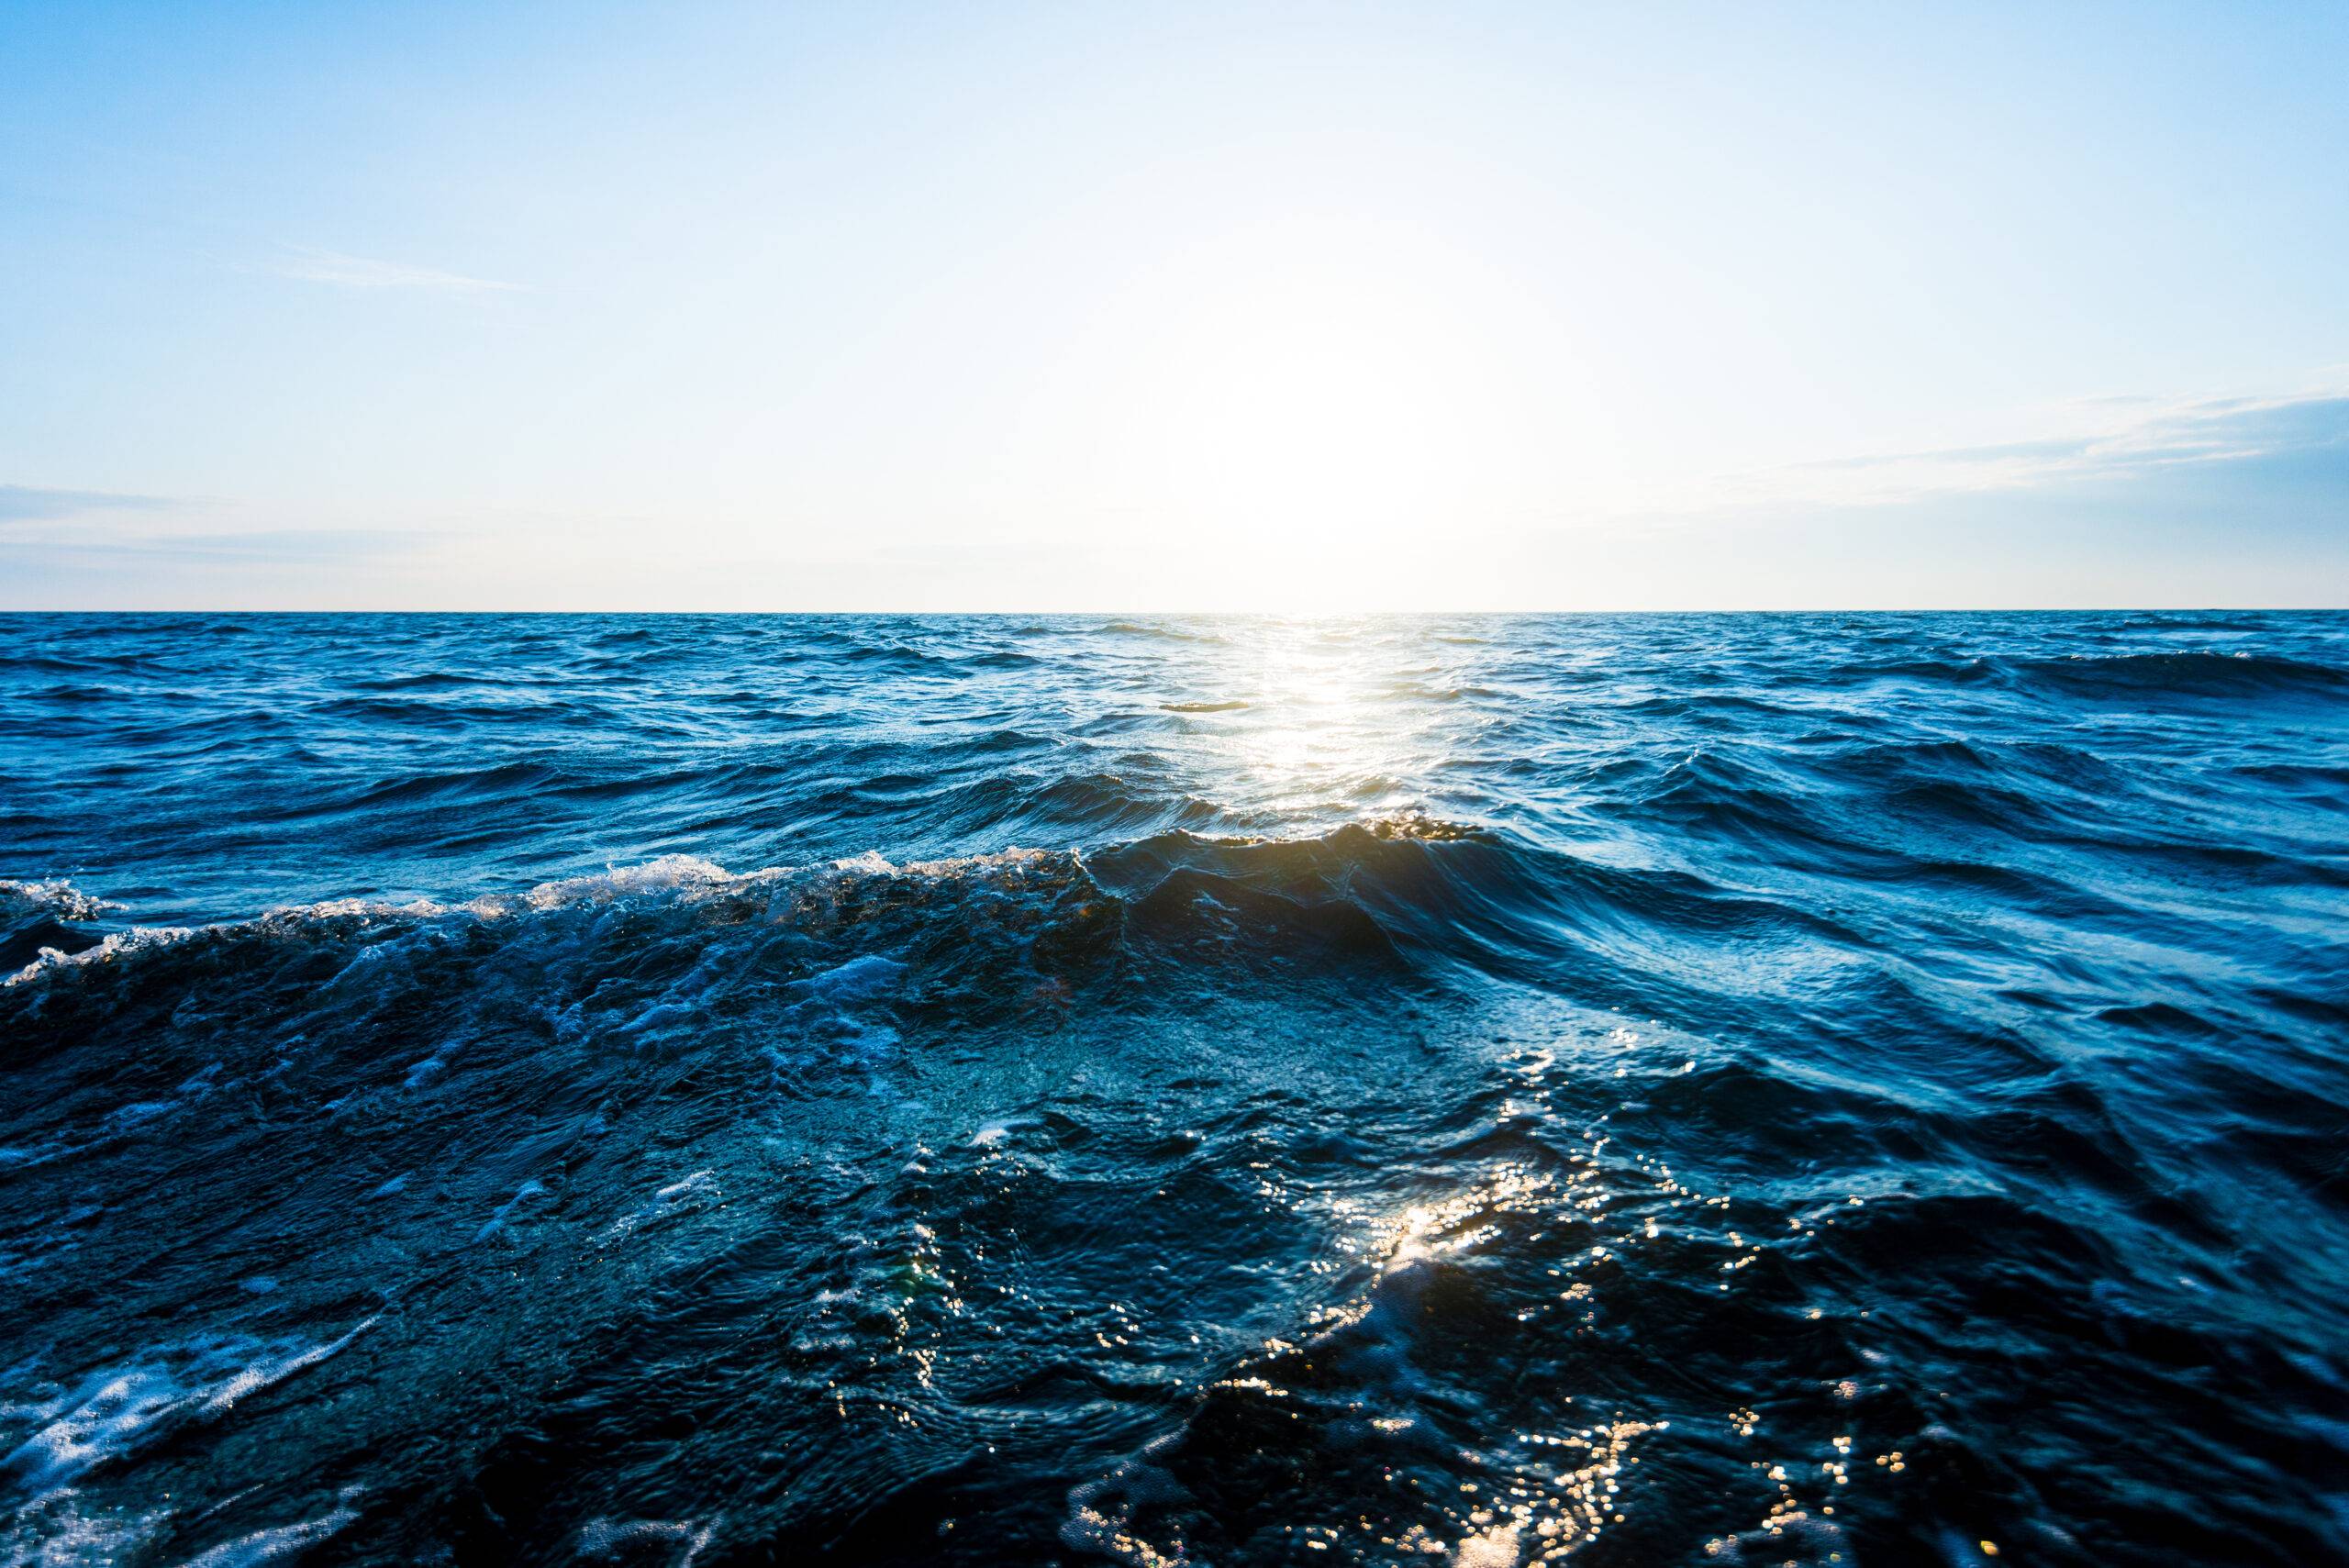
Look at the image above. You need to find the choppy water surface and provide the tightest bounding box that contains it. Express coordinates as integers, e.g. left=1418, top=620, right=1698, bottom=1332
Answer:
left=3, top=612, right=2345, bottom=1567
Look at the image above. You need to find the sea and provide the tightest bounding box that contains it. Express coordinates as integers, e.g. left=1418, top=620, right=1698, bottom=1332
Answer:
left=1, top=611, right=2343, bottom=1567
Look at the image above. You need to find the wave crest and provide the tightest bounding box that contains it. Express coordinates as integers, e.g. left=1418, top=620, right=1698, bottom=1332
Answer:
left=0, top=879, right=117, bottom=923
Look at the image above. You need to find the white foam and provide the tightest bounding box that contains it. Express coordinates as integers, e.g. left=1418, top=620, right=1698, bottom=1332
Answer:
left=0, top=846, right=1085, bottom=995
left=971, top=1114, right=1041, bottom=1149
left=3, top=1321, right=375, bottom=1495
left=577, top=1515, right=717, bottom=1566
left=5, top=927, right=194, bottom=987
left=4, top=1366, right=188, bottom=1494
left=473, top=1181, right=547, bottom=1244
left=523, top=855, right=737, bottom=910
left=0, top=879, right=119, bottom=923
left=200, top=1320, right=375, bottom=1416
left=894, top=846, right=1059, bottom=879
left=600, top=1171, right=719, bottom=1243
left=655, top=1171, right=718, bottom=1204
left=176, top=1503, right=358, bottom=1568
left=786, top=953, right=907, bottom=1004
left=271, top=895, right=452, bottom=922
left=0, top=1495, right=165, bottom=1567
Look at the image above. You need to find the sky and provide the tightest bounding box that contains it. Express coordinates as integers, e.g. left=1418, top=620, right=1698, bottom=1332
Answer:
left=3, top=0, right=2345, bottom=610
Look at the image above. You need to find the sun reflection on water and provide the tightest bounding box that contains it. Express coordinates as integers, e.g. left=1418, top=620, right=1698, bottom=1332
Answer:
left=1209, top=618, right=1444, bottom=823
left=1061, top=1029, right=1922, bottom=1566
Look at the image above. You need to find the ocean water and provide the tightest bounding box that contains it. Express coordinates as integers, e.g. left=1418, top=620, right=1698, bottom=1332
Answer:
left=2, top=611, right=2345, bottom=1568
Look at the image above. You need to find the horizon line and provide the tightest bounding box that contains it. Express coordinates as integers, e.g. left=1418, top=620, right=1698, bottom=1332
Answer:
left=2, top=605, right=2344, bottom=617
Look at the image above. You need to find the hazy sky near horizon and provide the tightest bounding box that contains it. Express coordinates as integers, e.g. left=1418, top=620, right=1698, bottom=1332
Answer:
left=5, top=1, right=2346, bottom=609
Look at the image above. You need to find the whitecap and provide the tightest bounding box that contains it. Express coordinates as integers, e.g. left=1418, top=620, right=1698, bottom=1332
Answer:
left=523, top=855, right=736, bottom=910
left=576, top=1514, right=717, bottom=1566
left=176, top=1501, right=359, bottom=1568
left=3, top=1319, right=374, bottom=1495
left=5, top=927, right=194, bottom=987
left=0, top=879, right=119, bottom=923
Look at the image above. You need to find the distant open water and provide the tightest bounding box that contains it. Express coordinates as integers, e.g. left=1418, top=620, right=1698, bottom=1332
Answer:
left=2, top=611, right=2345, bottom=1567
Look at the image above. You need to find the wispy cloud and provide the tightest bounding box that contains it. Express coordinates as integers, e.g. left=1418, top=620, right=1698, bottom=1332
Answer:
left=262, top=245, right=523, bottom=294
left=37, top=528, right=424, bottom=563
left=0, top=484, right=182, bottom=524
left=0, top=523, right=439, bottom=608
left=2, top=482, right=427, bottom=573
left=1686, top=384, right=2349, bottom=513
left=1504, top=380, right=2349, bottom=608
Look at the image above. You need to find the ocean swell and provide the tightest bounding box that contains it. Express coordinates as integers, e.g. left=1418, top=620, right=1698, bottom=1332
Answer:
left=1, top=611, right=2345, bottom=1565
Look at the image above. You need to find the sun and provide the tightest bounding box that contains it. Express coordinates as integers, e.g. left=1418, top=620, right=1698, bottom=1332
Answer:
left=1022, top=212, right=1598, bottom=608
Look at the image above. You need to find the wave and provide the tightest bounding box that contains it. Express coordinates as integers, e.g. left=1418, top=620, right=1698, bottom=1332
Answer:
left=20, top=792, right=2286, bottom=1043
left=1097, top=620, right=1229, bottom=644
left=0, top=879, right=117, bottom=924
left=5, top=612, right=2346, bottom=1563
left=0, top=821, right=1496, bottom=1016
left=0, top=879, right=121, bottom=973
left=1831, top=647, right=2348, bottom=700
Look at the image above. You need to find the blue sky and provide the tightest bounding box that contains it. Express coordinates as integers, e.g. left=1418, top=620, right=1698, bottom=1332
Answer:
left=4, top=0, right=2344, bottom=608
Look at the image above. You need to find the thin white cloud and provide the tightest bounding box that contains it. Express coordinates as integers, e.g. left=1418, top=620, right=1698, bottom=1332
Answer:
left=0, top=484, right=182, bottom=524
left=6, top=529, right=418, bottom=562
left=1675, top=381, right=2349, bottom=514
left=263, top=245, right=523, bottom=294
left=0, top=484, right=428, bottom=571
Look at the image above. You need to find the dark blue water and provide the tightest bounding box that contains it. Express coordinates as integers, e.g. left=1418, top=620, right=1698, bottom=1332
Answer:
left=3, top=612, right=2345, bottom=1567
